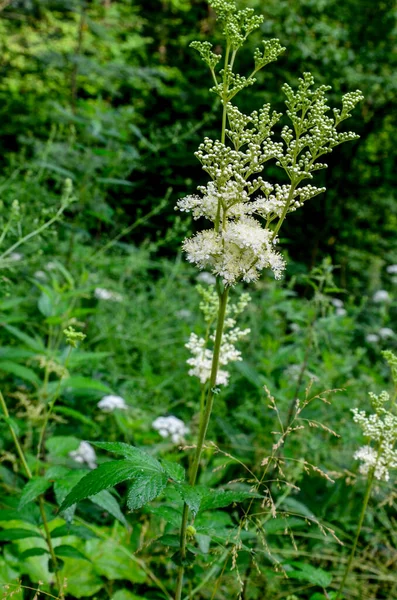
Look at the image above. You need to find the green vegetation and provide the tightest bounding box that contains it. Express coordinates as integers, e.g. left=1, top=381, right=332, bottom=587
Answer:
left=0, top=1, right=396, bottom=600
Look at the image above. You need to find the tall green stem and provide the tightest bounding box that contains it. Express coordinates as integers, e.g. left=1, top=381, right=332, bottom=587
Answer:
left=0, top=390, right=63, bottom=596
left=174, top=288, right=229, bottom=600
left=336, top=467, right=375, bottom=599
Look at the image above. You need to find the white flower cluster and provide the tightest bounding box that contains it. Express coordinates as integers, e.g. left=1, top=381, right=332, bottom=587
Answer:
left=94, top=288, right=123, bottom=302
left=69, top=441, right=97, bottom=470
left=152, top=415, right=190, bottom=444
left=97, top=394, right=128, bottom=412
left=352, top=389, right=397, bottom=482
left=386, top=264, right=397, bottom=275
left=373, top=290, right=391, bottom=303
left=365, top=328, right=394, bottom=345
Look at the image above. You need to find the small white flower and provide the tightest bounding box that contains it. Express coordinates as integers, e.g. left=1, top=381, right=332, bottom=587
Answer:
left=34, top=270, right=47, bottom=281
left=366, top=334, right=380, bottom=344
left=69, top=441, right=97, bottom=469
left=290, top=323, right=300, bottom=333
left=176, top=309, right=192, bottom=320
left=9, top=252, right=23, bottom=262
left=336, top=307, right=347, bottom=317
left=196, top=271, right=217, bottom=285
left=152, top=416, right=190, bottom=444
left=97, top=395, right=128, bottom=412
left=94, top=288, right=123, bottom=302
left=379, top=327, right=394, bottom=339
left=373, top=290, right=391, bottom=303
left=331, top=298, right=344, bottom=308
left=386, top=264, right=397, bottom=275
left=46, top=261, right=57, bottom=271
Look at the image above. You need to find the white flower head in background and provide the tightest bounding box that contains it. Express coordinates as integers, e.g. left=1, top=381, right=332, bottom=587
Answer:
left=386, top=265, right=397, bottom=275
left=379, top=327, right=394, bottom=339
left=366, top=334, right=380, bottom=344
left=97, top=395, right=128, bottom=412
left=196, top=271, right=217, bottom=285
left=152, top=415, right=190, bottom=444
left=94, top=288, right=123, bottom=302
left=331, top=298, right=344, bottom=308
left=9, top=252, right=23, bottom=262
left=69, top=441, right=97, bottom=469
left=373, top=290, right=391, bottom=303
left=176, top=309, right=192, bottom=320
left=34, top=270, right=47, bottom=281
left=335, top=307, right=347, bottom=317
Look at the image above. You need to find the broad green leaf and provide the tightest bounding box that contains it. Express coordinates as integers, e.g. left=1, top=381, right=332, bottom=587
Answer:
left=127, top=472, right=168, bottom=511
left=289, top=562, right=332, bottom=588
left=46, top=435, right=80, bottom=457
left=54, top=406, right=98, bottom=429
left=3, top=324, right=44, bottom=351
left=38, top=291, right=55, bottom=317
left=54, top=470, right=86, bottom=522
left=111, top=590, right=147, bottom=600
left=90, top=489, right=129, bottom=527
left=200, top=489, right=261, bottom=511
left=0, top=528, right=42, bottom=541
left=176, top=484, right=202, bottom=516
left=161, top=459, right=185, bottom=483
left=50, top=524, right=97, bottom=539
left=19, top=477, right=52, bottom=509
left=92, top=442, right=162, bottom=471
left=60, top=559, right=102, bottom=598
left=55, top=545, right=90, bottom=561
left=86, top=538, right=146, bottom=583
left=45, top=466, right=70, bottom=480
left=62, top=376, right=114, bottom=395
left=61, top=460, right=140, bottom=510
left=20, top=547, right=50, bottom=559
left=0, top=360, right=40, bottom=386
left=148, top=505, right=182, bottom=527
left=263, top=517, right=306, bottom=534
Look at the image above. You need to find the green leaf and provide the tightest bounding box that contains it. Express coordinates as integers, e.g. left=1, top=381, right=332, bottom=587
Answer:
left=62, top=376, right=114, bottom=395
left=54, top=406, right=98, bottom=429
left=46, top=435, right=80, bottom=457
left=55, top=545, right=90, bottom=561
left=127, top=472, right=168, bottom=511
left=61, top=460, right=140, bottom=510
left=148, top=505, right=182, bottom=527
left=288, top=562, right=332, bottom=588
left=86, top=538, right=146, bottom=583
left=161, top=459, right=185, bottom=483
left=3, top=324, right=44, bottom=351
left=111, top=591, right=147, bottom=600
left=50, top=524, right=97, bottom=539
left=90, top=489, right=129, bottom=527
left=19, top=477, right=52, bottom=509
left=0, top=528, right=42, bottom=541
left=200, top=489, right=261, bottom=511
left=0, top=360, right=40, bottom=386
left=172, top=548, right=196, bottom=567
left=92, top=442, right=162, bottom=471
left=20, top=548, right=50, bottom=559
left=38, top=291, right=54, bottom=317
left=176, top=484, right=202, bottom=516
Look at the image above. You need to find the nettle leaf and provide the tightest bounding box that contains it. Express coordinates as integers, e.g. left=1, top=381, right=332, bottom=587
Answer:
left=176, top=484, right=202, bottom=516
left=55, top=545, right=90, bottom=561
left=92, top=442, right=161, bottom=471
left=19, top=477, right=52, bottom=509
left=148, top=505, right=182, bottom=527
left=90, top=489, right=129, bottom=527
left=288, top=562, right=332, bottom=588
left=50, top=524, right=97, bottom=539
left=0, top=528, right=42, bottom=541
left=0, top=361, right=40, bottom=387
left=161, top=459, right=185, bottom=483
left=60, top=461, right=139, bottom=510
left=127, top=472, right=168, bottom=511
left=200, top=489, right=261, bottom=511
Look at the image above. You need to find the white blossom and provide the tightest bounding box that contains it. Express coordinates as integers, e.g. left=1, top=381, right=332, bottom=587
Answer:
left=69, top=441, right=97, bottom=469
left=331, top=298, right=344, bottom=308
left=176, top=309, right=192, bottom=320
left=196, top=271, right=217, bottom=285
left=366, top=334, right=380, bottom=344
left=94, top=288, right=123, bottom=302
left=379, top=327, right=394, bottom=339
left=34, top=270, right=47, bottom=281
left=335, top=307, right=347, bottom=317
left=152, top=415, right=190, bottom=444
left=386, top=264, right=397, bottom=274
left=97, top=395, right=128, bottom=412
left=9, top=252, right=23, bottom=262
left=373, top=290, right=391, bottom=303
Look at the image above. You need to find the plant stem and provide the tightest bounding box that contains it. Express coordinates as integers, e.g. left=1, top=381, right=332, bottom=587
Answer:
left=174, top=287, right=229, bottom=600
left=0, top=390, right=63, bottom=596
left=335, top=467, right=375, bottom=599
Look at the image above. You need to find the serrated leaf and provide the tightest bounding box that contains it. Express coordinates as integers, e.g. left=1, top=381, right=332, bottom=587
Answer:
left=161, top=459, right=185, bottom=483
left=90, top=489, right=129, bottom=527
left=20, top=548, right=50, bottom=559
left=0, top=361, right=40, bottom=386
left=50, top=524, right=97, bottom=539
left=200, top=489, right=261, bottom=511
left=0, top=528, right=42, bottom=541
left=127, top=472, right=168, bottom=511
left=55, top=545, right=90, bottom=561
left=171, top=548, right=196, bottom=567
left=92, top=442, right=162, bottom=471
left=289, top=563, right=332, bottom=588
left=148, top=505, right=182, bottom=527
left=176, top=484, right=202, bottom=516
left=19, top=477, right=52, bottom=509
left=61, top=460, right=140, bottom=510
